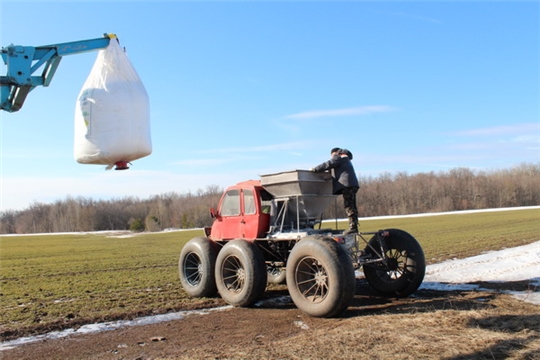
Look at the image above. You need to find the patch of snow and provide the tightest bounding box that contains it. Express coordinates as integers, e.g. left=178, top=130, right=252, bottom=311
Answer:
left=293, top=321, right=310, bottom=330
left=424, top=241, right=540, bottom=283
left=319, top=205, right=540, bottom=225
left=0, top=306, right=231, bottom=351
left=421, top=240, right=540, bottom=305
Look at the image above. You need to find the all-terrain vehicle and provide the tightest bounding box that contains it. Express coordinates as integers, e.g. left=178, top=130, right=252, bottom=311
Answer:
left=179, top=170, right=425, bottom=317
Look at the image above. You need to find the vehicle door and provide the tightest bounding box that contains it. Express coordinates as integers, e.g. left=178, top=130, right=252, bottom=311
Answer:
left=240, top=188, right=259, bottom=239
left=214, top=188, right=243, bottom=239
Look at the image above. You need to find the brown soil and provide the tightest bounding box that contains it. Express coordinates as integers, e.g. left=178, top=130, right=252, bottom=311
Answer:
left=2, top=281, right=539, bottom=360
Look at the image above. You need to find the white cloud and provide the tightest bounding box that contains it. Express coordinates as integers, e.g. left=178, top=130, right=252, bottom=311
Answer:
left=453, top=123, right=539, bottom=137
left=283, top=106, right=397, bottom=120
left=507, top=134, right=540, bottom=144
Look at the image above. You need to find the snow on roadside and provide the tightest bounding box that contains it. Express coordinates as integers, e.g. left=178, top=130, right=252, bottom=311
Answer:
left=421, top=240, right=540, bottom=305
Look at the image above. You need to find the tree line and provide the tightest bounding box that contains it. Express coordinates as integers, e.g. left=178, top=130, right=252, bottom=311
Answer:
left=1, top=163, right=538, bottom=234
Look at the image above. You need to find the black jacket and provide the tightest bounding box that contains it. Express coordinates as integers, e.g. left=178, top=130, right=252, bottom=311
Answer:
left=313, top=154, right=359, bottom=194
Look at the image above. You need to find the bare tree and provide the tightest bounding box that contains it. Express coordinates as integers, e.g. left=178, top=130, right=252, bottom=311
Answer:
left=1, top=164, right=538, bottom=234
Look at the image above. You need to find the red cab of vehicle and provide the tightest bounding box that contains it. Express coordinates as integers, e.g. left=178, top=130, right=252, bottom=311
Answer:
left=209, top=180, right=272, bottom=241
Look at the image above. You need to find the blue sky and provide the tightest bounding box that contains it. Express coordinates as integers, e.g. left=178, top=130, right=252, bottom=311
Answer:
left=1, top=1, right=538, bottom=212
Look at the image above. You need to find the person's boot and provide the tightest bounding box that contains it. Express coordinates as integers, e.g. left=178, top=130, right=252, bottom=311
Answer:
left=343, top=217, right=358, bottom=235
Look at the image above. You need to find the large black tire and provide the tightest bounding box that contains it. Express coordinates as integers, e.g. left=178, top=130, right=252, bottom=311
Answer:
left=215, top=239, right=267, bottom=307
left=286, top=236, right=356, bottom=318
left=179, top=236, right=219, bottom=298
left=363, top=229, right=426, bottom=297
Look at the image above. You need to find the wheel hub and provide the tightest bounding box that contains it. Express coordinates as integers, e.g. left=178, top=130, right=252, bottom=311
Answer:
left=314, top=271, right=327, bottom=286
left=236, top=268, right=246, bottom=281
left=386, top=257, right=399, bottom=271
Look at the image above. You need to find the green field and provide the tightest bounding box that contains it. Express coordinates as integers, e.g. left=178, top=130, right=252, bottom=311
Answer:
left=1, top=208, right=538, bottom=340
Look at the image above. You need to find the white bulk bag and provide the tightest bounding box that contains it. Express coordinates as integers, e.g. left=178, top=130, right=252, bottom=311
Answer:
left=74, top=38, right=152, bottom=170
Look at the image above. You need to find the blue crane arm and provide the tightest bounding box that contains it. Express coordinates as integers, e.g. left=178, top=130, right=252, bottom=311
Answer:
left=0, top=33, right=116, bottom=113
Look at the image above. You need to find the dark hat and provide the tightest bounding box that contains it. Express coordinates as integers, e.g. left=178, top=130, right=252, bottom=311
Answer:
left=340, top=148, right=353, bottom=159
left=331, top=147, right=341, bottom=154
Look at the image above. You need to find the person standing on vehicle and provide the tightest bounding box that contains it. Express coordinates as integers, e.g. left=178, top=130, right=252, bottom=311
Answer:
left=311, top=147, right=360, bottom=234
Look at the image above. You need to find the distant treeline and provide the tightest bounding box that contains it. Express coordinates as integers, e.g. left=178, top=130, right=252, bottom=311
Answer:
left=1, top=163, right=538, bottom=234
